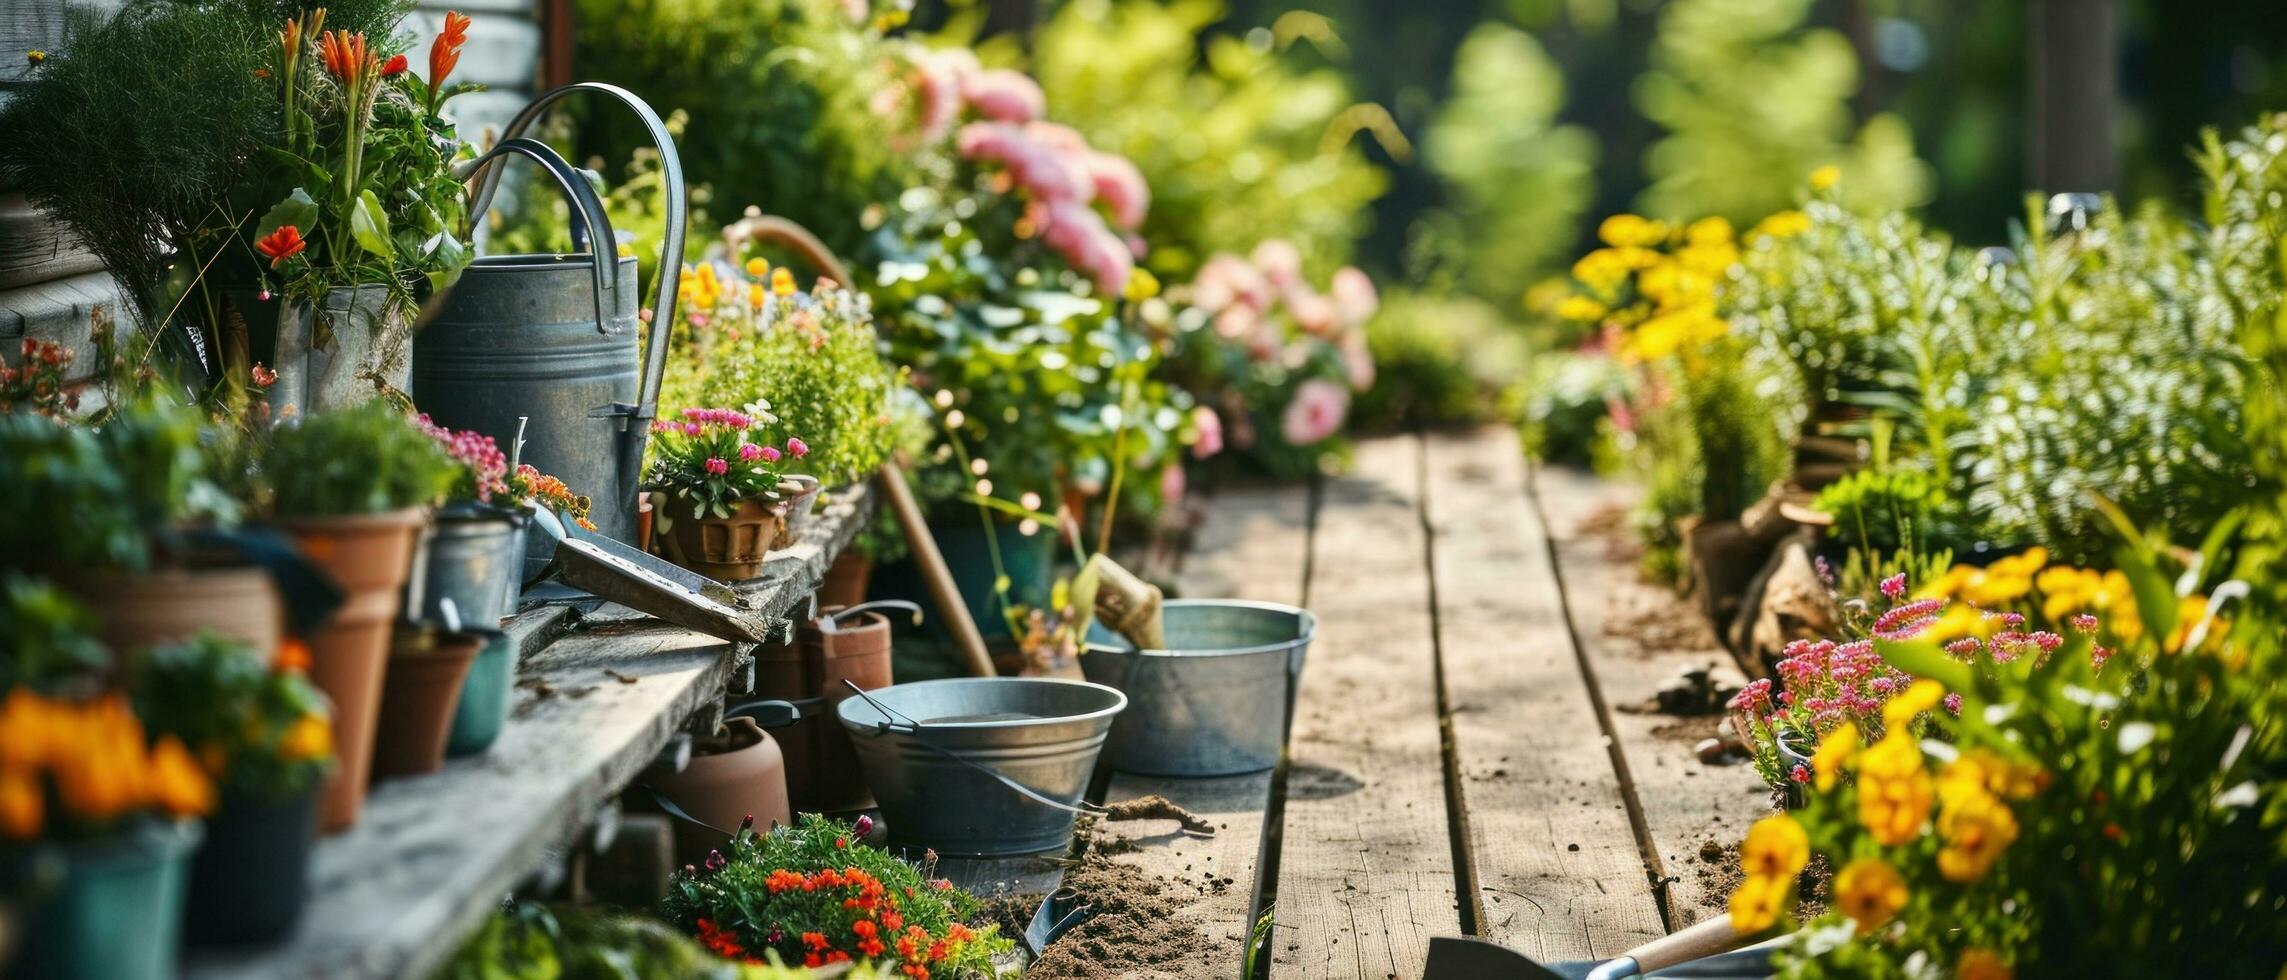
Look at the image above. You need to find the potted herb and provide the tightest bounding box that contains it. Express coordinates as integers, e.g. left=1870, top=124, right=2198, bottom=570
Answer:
left=130, top=633, right=333, bottom=944
left=0, top=579, right=216, bottom=980
left=660, top=814, right=1012, bottom=974
left=0, top=398, right=280, bottom=662
left=259, top=401, right=455, bottom=830
left=644, top=408, right=807, bottom=582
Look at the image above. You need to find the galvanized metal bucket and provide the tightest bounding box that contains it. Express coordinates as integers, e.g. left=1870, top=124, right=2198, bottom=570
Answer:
left=837, top=678, right=1126, bottom=856
left=414, top=84, right=685, bottom=575
left=410, top=506, right=526, bottom=628
left=1080, top=599, right=1315, bottom=777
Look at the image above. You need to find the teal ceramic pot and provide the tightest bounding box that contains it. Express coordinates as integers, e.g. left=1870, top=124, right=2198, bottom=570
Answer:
left=17, top=819, right=201, bottom=980
left=446, top=629, right=516, bottom=756
left=932, top=522, right=1058, bottom=640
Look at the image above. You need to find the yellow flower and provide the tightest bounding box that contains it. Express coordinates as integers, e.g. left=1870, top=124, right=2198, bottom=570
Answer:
left=1810, top=165, right=1841, bottom=191
left=2165, top=594, right=2227, bottom=652
left=1957, top=948, right=2013, bottom=980
left=1571, top=249, right=1633, bottom=293
left=1832, top=857, right=1906, bottom=933
left=1727, top=872, right=1793, bottom=933
left=1124, top=267, right=1162, bottom=302
left=1943, top=750, right=2044, bottom=803
left=1935, top=782, right=2019, bottom=882
left=1917, top=564, right=1977, bottom=601
left=1598, top=214, right=1670, bottom=248
left=1882, top=679, right=1946, bottom=731
left=0, top=767, right=42, bottom=839
left=771, top=267, right=797, bottom=297
left=1856, top=733, right=1932, bottom=846
left=745, top=257, right=770, bottom=278
left=1989, top=546, right=2049, bottom=580
left=149, top=736, right=216, bottom=818
left=1740, top=814, right=1810, bottom=880
left=1556, top=295, right=1609, bottom=322
left=1811, top=721, right=1859, bottom=791
left=1751, top=210, right=1811, bottom=239
left=1685, top=216, right=1734, bottom=246
left=279, top=713, right=333, bottom=763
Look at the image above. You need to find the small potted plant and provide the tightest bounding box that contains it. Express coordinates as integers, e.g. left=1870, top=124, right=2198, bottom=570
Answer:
left=659, top=813, right=1011, bottom=974
left=130, top=633, right=333, bottom=944
left=258, top=401, right=455, bottom=830
left=0, top=396, right=281, bottom=662
left=644, top=408, right=808, bottom=582
left=0, top=578, right=216, bottom=980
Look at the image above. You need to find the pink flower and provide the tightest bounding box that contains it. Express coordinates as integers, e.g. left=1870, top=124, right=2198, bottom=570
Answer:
left=1280, top=378, right=1350, bottom=446
left=758, top=445, right=783, bottom=463
left=1251, top=239, right=1303, bottom=290
left=1870, top=598, right=1944, bottom=641
left=1943, top=692, right=1963, bottom=716
left=1160, top=462, right=1186, bottom=509
left=1288, top=287, right=1337, bottom=336
left=1944, top=637, right=1981, bottom=659
left=1788, top=764, right=1809, bottom=784
left=1040, top=201, right=1131, bottom=294
left=1084, top=151, right=1149, bottom=229
left=682, top=421, right=702, bottom=436
left=1190, top=406, right=1224, bottom=459
left=786, top=437, right=810, bottom=458
left=1213, top=304, right=1260, bottom=340
left=1330, top=266, right=1378, bottom=327
left=2091, top=645, right=2113, bottom=672
left=2069, top=613, right=2099, bottom=633
left=853, top=814, right=875, bottom=838
left=1879, top=573, right=1907, bottom=599
left=739, top=443, right=764, bottom=462
left=704, top=457, right=730, bottom=476
left=1339, top=328, right=1376, bottom=391
left=962, top=68, right=1045, bottom=122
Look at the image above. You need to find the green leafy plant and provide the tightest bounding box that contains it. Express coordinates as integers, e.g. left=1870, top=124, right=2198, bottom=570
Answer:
left=130, top=633, right=333, bottom=801
left=0, top=396, right=240, bottom=574
left=1350, top=290, right=1523, bottom=431
left=659, top=813, right=1011, bottom=974
left=1812, top=467, right=1975, bottom=563
left=260, top=401, right=455, bottom=516
left=0, top=575, right=110, bottom=696
left=443, top=902, right=895, bottom=980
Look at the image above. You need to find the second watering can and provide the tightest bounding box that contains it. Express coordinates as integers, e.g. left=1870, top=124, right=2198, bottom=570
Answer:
left=414, top=83, right=686, bottom=576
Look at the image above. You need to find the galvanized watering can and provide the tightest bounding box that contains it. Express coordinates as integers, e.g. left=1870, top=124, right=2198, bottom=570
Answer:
left=413, top=83, right=686, bottom=571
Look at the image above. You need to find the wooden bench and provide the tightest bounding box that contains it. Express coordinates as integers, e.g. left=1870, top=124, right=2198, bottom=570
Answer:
left=994, top=428, right=1769, bottom=978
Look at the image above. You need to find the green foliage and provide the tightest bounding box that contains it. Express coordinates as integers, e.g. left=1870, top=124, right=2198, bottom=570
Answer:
left=1811, top=467, right=1972, bottom=561
left=1415, top=23, right=1598, bottom=312
left=1676, top=341, right=1791, bottom=524
left=130, top=633, right=333, bottom=800
left=0, top=398, right=238, bottom=573
left=1025, top=0, right=1389, bottom=281
left=1349, top=290, right=1522, bottom=430
left=659, top=814, right=1010, bottom=975
left=260, top=402, right=454, bottom=516
left=0, top=575, right=109, bottom=695
left=1633, top=0, right=1930, bottom=223
left=688, top=281, right=900, bottom=490
left=441, top=902, right=884, bottom=980
left=570, top=0, right=927, bottom=261
left=1518, top=350, right=1629, bottom=466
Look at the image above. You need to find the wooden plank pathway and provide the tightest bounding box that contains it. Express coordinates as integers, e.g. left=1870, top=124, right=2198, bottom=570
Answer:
left=1066, top=428, right=1770, bottom=979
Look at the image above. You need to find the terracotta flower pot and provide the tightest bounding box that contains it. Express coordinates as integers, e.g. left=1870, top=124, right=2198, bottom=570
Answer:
left=60, top=563, right=283, bottom=663
left=655, top=495, right=785, bottom=581
left=641, top=715, right=792, bottom=865
left=817, top=550, right=872, bottom=609
left=371, top=628, right=484, bottom=778
left=749, top=606, right=894, bottom=813
left=278, top=508, right=426, bottom=832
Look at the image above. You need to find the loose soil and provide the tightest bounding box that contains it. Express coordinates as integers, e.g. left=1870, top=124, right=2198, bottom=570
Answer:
left=1101, top=794, right=1216, bottom=836
left=1009, top=817, right=1227, bottom=980
left=1690, top=841, right=1828, bottom=919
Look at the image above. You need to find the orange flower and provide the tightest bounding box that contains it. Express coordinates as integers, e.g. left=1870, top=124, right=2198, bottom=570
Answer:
left=256, top=225, right=308, bottom=268
left=316, top=29, right=370, bottom=81
left=0, top=768, right=43, bottom=839
left=150, top=736, right=216, bottom=817
left=381, top=53, right=408, bottom=76
left=428, top=12, right=471, bottom=101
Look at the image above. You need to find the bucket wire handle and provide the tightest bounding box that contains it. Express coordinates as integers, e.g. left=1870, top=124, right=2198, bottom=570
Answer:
left=839, top=680, right=1110, bottom=817
left=819, top=599, right=924, bottom=633
left=453, top=137, right=620, bottom=338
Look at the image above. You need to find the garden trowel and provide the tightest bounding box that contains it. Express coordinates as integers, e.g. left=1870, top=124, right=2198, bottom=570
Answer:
left=1422, top=916, right=1774, bottom=980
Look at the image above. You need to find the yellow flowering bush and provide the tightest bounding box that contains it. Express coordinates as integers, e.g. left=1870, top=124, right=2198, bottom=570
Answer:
left=1730, top=532, right=2287, bottom=978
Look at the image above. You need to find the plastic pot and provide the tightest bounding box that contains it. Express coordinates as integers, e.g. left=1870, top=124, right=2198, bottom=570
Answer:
left=372, top=627, right=486, bottom=778
left=445, top=631, right=518, bottom=756
left=654, top=495, right=786, bottom=581
left=184, top=787, right=318, bottom=945
left=280, top=508, right=426, bottom=831
left=14, top=820, right=200, bottom=980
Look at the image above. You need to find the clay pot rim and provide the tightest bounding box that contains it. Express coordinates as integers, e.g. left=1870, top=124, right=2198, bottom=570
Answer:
left=692, top=714, right=767, bottom=756
left=273, top=506, right=430, bottom=533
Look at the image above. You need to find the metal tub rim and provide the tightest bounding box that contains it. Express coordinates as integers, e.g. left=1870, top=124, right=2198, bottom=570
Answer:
left=834, top=677, right=1129, bottom=732
left=1081, top=598, right=1317, bottom=659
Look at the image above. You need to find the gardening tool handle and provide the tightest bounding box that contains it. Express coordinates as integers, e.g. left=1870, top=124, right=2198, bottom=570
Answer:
left=1584, top=915, right=1745, bottom=980
left=879, top=461, right=996, bottom=678
left=719, top=210, right=856, bottom=288
left=455, top=137, right=619, bottom=337
left=473, top=82, right=687, bottom=425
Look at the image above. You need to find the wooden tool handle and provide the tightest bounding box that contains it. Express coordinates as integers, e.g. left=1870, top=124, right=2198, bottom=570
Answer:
left=1585, top=915, right=1745, bottom=979
left=878, top=460, right=996, bottom=678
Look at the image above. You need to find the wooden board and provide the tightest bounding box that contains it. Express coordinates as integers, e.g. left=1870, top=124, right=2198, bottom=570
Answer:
left=1272, top=436, right=1459, bottom=978
left=1529, top=465, right=1774, bottom=930
left=1422, top=431, right=1666, bottom=960
left=0, top=194, right=104, bottom=292
left=1093, top=483, right=1313, bottom=972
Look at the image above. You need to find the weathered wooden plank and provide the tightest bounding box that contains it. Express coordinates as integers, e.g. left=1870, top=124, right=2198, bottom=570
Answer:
left=1273, top=436, right=1458, bottom=978
left=185, top=622, right=736, bottom=980
left=1093, top=483, right=1311, bottom=972
left=1530, top=465, right=1773, bottom=930
left=0, top=193, right=103, bottom=291
left=0, top=270, right=119, bottom=385
left=1422, top=430, right=1665, bottom=960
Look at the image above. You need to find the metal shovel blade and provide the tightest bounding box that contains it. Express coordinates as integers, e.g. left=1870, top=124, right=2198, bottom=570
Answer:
left=551, top=531, right=775, bottom=643
left=1424, top=936, right=1567, bottom=980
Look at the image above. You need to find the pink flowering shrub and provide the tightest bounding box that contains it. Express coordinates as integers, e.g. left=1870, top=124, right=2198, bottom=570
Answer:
left=643, top=407, right=806, bottom=522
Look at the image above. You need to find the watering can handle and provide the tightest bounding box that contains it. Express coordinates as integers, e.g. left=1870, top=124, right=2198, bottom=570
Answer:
left=455, top=137, right=619, bottom=337
left=472, top=82, right=687, bottom=426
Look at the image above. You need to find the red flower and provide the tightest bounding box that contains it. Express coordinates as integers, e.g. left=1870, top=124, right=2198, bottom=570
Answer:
left=381, top=53, right=408, bottom=75
left=251, top=363, right=278, bottom=388
left=255, top=225, right=307, bottom=268
left=428, top=11, right=471, bottom=98
left=316, top=29, right=370, bottom=80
